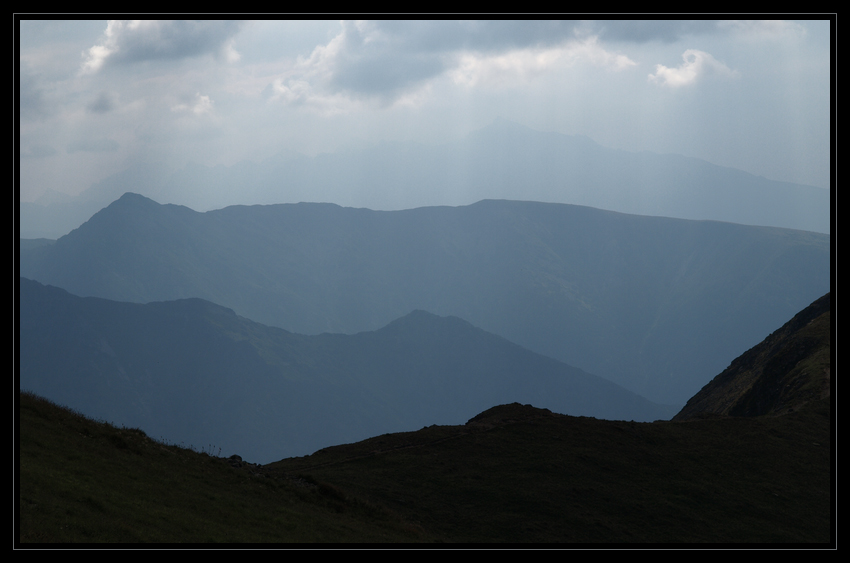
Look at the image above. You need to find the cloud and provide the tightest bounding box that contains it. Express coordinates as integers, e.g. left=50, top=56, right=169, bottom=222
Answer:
left=648, top=49, right=739, bottom=87
left=389, top=20, right=580, bottom=53
left=717, top=19, right=808, bottom=41
left=265, top=21, right=447, bottom=111
left=19, top=67, right=50, bottom=120
left=450, top=36, right=636, bottom=88
left=299, top=21, right=451, bottom=101
left=268, top=77, right=359, bottom=116
left=588, top=20, right=804, bottom=44
left=590, top=20, right=720, bottom=43
left=171, top=92, right=214, bottom=115
left=271, top=20, right=635, bottom=108
left=87, top=91, right=117, bottom=114
left=223, top=39, right=241, bottom=63
left=81, top=20, right=244, bottom=74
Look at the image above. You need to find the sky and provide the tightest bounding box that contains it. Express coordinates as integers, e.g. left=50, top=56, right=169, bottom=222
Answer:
left=18, top=18, right=833, bottom=205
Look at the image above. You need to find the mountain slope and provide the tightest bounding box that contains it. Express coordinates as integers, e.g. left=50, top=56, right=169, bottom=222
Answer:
left=18, top=390, right=431, bottom=543
left=673, top=293, right=831, bottom=421
left=305, top=309, right=675, bottom=424
left=267, top=399, right=831, bottom=543
left=18, top=292, right=833, bottom=543
left=19, top=194, right=830, bottom=406
left=20, top=390, right=831, bottom=543
left=271, top=293, right=832, bottom=542
left=19, top=278, right=675, bottom=464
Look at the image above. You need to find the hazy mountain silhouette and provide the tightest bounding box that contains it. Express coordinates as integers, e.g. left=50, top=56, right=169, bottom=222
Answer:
left=19, top=193, right=830, bottom=405
left=673, top=293, right=830, bottom=421
left=265, top=294, right=831, bottom=542
left=20, top=119, right=829, bottom=239
left=19, top=277, right=677, bottom=464
left=18, top=288, right=832, bottom=542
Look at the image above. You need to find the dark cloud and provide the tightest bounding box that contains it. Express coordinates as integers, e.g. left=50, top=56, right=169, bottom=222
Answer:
left=319, top=20, right=726, bottom=99
left=88, top=20, right=244, bottom=70
left=319, top=20, right=583, bottom=99
left=329, top=50, right=448, bottom=97
left=591, top=20, right=721, bottom=43
left=376, top=20, right=580, bottom=53
left=87, top=91, right=116, bottom=114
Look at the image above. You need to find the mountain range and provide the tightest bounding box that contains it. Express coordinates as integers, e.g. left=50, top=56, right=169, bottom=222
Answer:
left=19, top=277, right=677, bottom=464
left=18, top=292, right=832, bottom=543
left=19, top=193, right=830, bottom=406
left=20, top=119, right=830, bottom=239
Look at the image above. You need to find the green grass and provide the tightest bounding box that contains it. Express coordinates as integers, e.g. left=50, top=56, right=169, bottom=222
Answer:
left=18, top=392, right=832, bottom=544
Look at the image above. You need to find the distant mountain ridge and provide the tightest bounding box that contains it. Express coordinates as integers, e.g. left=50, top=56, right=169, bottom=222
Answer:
left=20, top=119, right=830, bottom=239
left=19, top=277, right=677, bottom=464
left=19, top=193, right=830, bottom=405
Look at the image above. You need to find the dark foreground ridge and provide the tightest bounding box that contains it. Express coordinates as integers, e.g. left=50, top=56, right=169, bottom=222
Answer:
left=19, top=390, right=831, bottom=544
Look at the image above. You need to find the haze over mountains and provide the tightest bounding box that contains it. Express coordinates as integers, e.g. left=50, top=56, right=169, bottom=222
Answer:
left=18, top=21, right=833, bottom=543
left=19, top=289, right=832, bottom=542
left=20, top=120, right=830, bottom=239
left=17, top=120, right=832, bottom=469
left=20, top=193, right=830, bottom=406
left=19, top=277, right=677, bottom=464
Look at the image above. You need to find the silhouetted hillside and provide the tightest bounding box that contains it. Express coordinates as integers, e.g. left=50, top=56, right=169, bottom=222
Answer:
left=18, top=390, right=430, bottom=543
left=674, top=293, right=831, bottom=421
left=19, top=390, right=831, bottom=543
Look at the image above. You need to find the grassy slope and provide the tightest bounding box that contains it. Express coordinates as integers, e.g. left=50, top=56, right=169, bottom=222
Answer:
left=268, top=401, right=832, bottom=544
left=17, top=391, right=430, bottom=544
left=19, top=391, right=832, bottom=544
left=674, top=294, right=830, bottom=421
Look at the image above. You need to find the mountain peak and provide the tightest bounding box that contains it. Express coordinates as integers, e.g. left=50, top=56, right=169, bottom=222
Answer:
left=115, top=192, right=159, bottom=205
left=466, top=402, right=556, bottom=426
left=377, top=310, right=460, bottom=334
left=90, top=193, right=164, bottom=218
left=403, top=309, right=440, bottom=319
left=101, top=192, right=202, bottom=219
